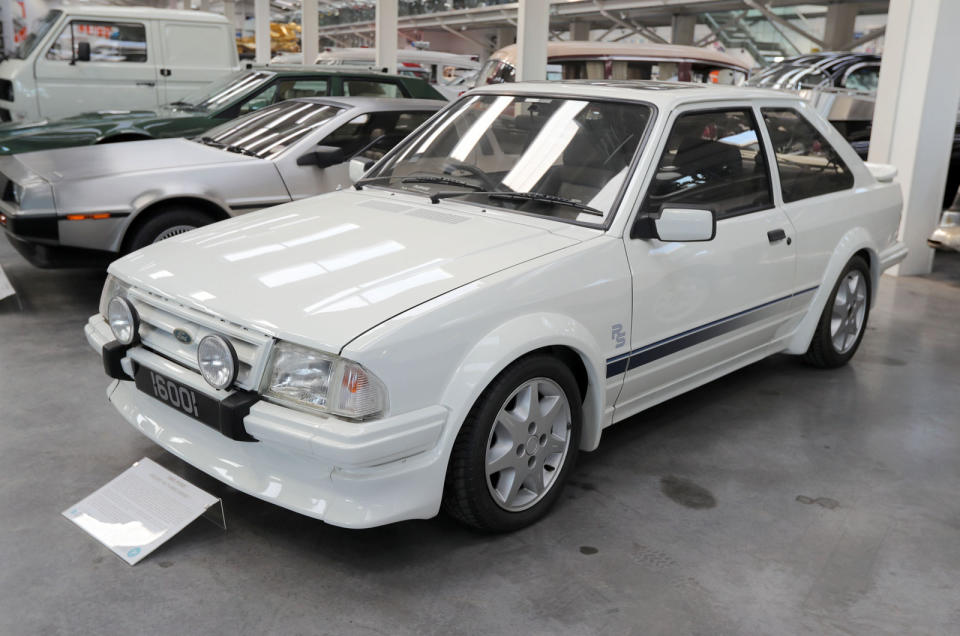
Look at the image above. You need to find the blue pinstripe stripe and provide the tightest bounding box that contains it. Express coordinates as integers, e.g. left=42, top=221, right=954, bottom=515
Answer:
left=605, top=285, right=818, bottom=378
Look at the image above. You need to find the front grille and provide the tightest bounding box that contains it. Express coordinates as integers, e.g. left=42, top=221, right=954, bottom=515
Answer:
left=0, top=109, right=9, bottom=123
left=128, top=288, right=271, bottom=391
left=0, top=79, right=12, bottom=103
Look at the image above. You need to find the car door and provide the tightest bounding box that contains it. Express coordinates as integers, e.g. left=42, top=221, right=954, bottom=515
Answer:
left=33, top=16, right=158, bottom=119
left=274, top=109, right=435, bottom=199
left=614, top=104, right=798, bottom=420
left=155, top=20, right=234, bottom=104
left=758, top=104, right=859, bottom=303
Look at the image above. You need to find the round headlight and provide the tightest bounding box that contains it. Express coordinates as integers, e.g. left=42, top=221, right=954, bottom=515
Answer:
left=107, top=296, right=139, bottom=345
left=197, top=335, right=238, bottom=391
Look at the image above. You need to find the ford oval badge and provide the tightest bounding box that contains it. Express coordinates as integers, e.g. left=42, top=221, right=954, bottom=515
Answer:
left=173, top=328, right=193, bottom=345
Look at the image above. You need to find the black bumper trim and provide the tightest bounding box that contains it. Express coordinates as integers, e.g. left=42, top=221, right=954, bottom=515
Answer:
left=3, top=213, right=59, bottom=242
left=102, top=342, right=259, bottom=442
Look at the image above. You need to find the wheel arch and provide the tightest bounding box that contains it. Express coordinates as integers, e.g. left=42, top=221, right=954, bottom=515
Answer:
left=438, top=313, right=607, bottom=454
left=785, top=227, right=879, bottom=355
left=118, top=195, right=231, bottom=253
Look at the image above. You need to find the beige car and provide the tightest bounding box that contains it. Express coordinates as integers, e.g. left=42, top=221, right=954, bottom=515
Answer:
left=475, top=41, right=750, bottom=87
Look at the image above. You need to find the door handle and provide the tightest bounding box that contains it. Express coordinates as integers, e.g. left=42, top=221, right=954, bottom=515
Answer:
left=160, top=68, right=171, bottom=77
left=767, top=228, right=788, bottom=244
left=136, top=81, right=156, bottom=87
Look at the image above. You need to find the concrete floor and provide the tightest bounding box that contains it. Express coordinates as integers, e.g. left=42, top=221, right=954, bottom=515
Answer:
left=1, top=237, right=958, bottom=636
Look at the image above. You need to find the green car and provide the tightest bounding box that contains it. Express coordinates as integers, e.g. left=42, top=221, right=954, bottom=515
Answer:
left=0, top=66, right=446, bottom=155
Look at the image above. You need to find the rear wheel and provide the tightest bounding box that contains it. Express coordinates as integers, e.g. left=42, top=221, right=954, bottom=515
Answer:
left=442, top=354, right=582, bottom=532
left=803, top=255, right=871, bottom=368
left=125, top=208, right=213, bottom=253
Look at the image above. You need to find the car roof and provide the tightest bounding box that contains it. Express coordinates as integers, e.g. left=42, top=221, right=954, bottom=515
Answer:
left=468, top=80, right=802, bottom=108
left=251, top=64, right=422, bottom=81
left=286, top=97, right=444, bottom=112
left=56, top=6, right=229, bottom=24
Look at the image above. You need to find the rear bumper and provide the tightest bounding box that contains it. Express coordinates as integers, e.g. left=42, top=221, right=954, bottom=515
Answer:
left=879, top=241, right=908, bottom=271
left=85, top=315, right=450, bottom=528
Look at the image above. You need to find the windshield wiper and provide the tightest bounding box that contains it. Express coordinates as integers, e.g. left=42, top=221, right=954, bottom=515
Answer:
left=429, top=190, right=604, bottom=216
left=224, top=145, right=263, bottom=158
left=196, top=135, right=225, bottom=148
left=353, top=175, right=485, bottom=191
left=400, top=176, right=485, bottom=191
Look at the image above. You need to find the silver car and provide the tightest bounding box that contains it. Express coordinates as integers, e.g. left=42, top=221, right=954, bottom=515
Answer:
left=0, top=97, right=440, bottom=268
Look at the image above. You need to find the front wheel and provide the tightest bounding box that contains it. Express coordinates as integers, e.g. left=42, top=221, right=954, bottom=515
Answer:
left=125, top=208, right=213, bottom=253
left=803, top=255, right=871, bottom=368
left=442, top=354, right=582, bottom=532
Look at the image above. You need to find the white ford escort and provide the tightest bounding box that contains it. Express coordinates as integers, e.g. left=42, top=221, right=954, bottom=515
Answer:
left=85, top=81, right=907, bottom=531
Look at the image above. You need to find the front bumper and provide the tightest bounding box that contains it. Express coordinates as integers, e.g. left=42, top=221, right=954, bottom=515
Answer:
left=85, top=315, right=450, bottom=528
left=879, top=241, right=909, bottom=271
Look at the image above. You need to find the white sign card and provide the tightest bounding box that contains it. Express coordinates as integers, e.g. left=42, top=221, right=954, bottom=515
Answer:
left=63, top=457, right=224, bottom=565
left=0, top=265, right=15, bottom=301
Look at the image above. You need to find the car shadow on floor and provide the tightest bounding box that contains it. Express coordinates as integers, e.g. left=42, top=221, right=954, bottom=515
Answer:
left=145, top=351, right=846, bottom=571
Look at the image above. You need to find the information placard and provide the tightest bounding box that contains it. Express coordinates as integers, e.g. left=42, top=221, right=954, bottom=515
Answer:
left=63, top=457, right=223, bottom=565
left=0, top=265, right=15, bottom=301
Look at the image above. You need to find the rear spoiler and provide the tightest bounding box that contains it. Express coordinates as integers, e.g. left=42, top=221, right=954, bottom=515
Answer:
left=864, top=162, right=898, bottom=183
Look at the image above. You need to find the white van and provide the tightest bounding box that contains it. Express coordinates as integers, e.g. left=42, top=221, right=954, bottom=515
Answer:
left=0, top=7, right=239, bottom=123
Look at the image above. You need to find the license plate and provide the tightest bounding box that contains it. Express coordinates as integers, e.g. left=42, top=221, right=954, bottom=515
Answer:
left=134, top=365, right=219, bottom=427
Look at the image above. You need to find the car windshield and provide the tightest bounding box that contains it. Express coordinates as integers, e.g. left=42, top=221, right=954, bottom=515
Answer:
left=173, top=71, right=275, bottom=112
left=364, top=94, right=653, bottom=226
left=14, top=10, right=61, bottom=60
left=196, top=100, right=343, bottom=160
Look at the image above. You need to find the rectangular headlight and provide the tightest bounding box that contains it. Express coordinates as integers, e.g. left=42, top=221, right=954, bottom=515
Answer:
left=262, top=341, right=388, bottom=420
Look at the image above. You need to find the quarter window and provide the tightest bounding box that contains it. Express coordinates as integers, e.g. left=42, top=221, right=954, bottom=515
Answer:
left=761, top=108, right=854, bottom=203
left=640, top=109, right=773, bottom=218
left=46, top=21, right=147, bottom=63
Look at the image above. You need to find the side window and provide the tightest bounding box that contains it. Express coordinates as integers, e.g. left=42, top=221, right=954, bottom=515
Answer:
left=842, top=66, right=880, bottom=92
left=640, top=109, right=773, bottom=218
left=342, top=80, right=402, bottom=98
left=320, top=111, right=429, bottom=160
left=761, top=108, right=854, bottom=203
left=238, top=84, right=278, bottom=114
left=274, top=79, right=330, bottom=102
left=46, top=21, right=147, bottom=63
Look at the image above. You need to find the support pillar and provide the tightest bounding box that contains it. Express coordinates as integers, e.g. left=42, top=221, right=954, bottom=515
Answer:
left=670, top=14, right=696, bottom=45
left=254, top=0, right=271, bottom=64
left=375, top=0, right=398, bottom=73
left=168, top=0, right=178, bottom=9
left=200, top=0, right=210, bottom=11
left=823, top=4, right=858, bottom=51
left=223, top=0, right=237, bottom=32
left=868, top=0, right=960, bottom=275
left=516, top=0, right=548, bottom=82
left=823, top=4, right=859, bottom=51
left=569, top=20, right=590, bottom=42
left=302, top=0, right=318, bottom=65
left=496, top=26, right=516, bottom=49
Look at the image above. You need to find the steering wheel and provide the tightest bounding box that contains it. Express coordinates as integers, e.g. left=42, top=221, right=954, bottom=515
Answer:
left=443, top=160, right=502, bottom=191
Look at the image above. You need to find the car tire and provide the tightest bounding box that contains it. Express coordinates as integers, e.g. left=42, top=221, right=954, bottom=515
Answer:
left=442, top=354, right=582, bottom=532
left=126, top=208, right=213, bottom=253
left=803, top=255, right=871, bottom=368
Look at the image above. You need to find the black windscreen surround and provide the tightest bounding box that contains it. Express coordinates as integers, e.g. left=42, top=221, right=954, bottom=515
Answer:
left=761, top=108, right=855, bottom=203
left=640, top=108, right=773, bottom=218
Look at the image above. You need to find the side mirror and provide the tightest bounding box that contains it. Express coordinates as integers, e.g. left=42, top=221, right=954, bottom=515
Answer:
left=76, top=41, right=91, bottom=63
left=633, top=207, right=716, bottom=242
left=349, top=157, right=375, bottom=183
left=296, top=145, right=345, bottom=168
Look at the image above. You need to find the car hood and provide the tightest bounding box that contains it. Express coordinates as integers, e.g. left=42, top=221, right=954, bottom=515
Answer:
left=11, top=138, right=254, bottom=182
left=0, top=58, right=25, bottom=83
left=110, top=190, right=581, bottom=353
